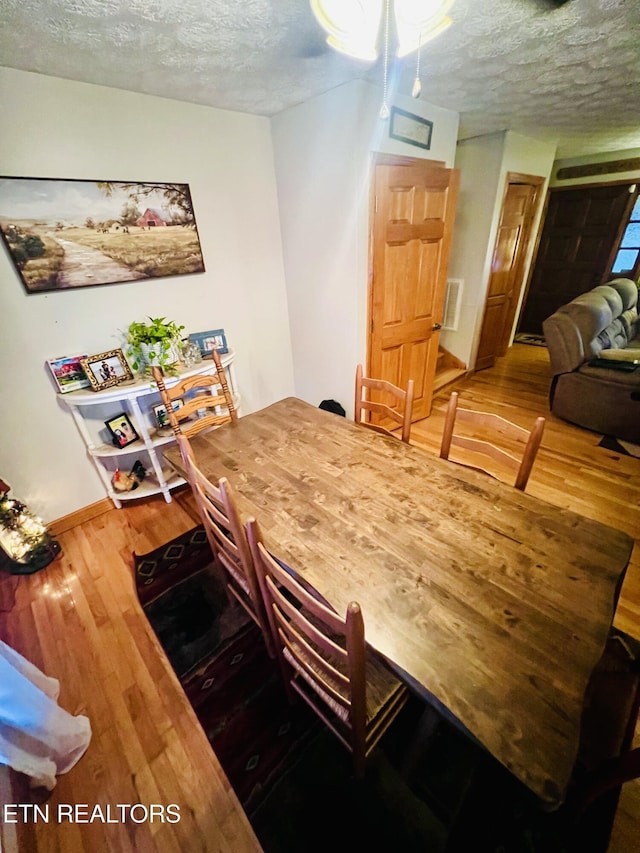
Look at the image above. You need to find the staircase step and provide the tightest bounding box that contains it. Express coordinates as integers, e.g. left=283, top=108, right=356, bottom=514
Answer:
left=433, top=367, right=466, bottom=393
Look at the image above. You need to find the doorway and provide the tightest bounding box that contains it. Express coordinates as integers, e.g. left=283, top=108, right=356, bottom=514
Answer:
left=368, top=155, right=460, bottom=420
left=475, top=173, right=545, bottom=371
left=517, top=182, right=635, bottom=335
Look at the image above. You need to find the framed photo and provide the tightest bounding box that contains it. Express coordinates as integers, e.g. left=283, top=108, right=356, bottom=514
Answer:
left=81, top=349, right=134, bottom=391
left=389, top=107, right=433, bottom=151
left=104, top=412, right=140, bottom=449
left=0, top=177, right=205, bottom=294
left=46, top=353, right=91, bottom=393
left=189, top=328, right=228, bottom=356
left=152, top=399, right=184, bottom=430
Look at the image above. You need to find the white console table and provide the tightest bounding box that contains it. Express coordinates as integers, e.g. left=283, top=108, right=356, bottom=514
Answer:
left=62, top=351, right=239, bottom=508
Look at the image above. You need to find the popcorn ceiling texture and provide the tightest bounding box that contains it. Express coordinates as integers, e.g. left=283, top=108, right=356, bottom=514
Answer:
left=1, top=0, right=639, bottom=158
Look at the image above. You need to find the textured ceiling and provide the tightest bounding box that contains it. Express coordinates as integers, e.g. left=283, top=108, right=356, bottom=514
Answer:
left=1, top=0, right=639, bottom=159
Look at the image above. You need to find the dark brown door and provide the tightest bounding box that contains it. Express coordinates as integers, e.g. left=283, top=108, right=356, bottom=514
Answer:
left=518, top=183, right=633, bottom=334
left=475, top=175, right=544, bottom=371
left=369, top=160, right=459, bottom=420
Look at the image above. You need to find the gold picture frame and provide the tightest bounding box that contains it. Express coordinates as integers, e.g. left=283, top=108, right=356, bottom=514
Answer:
left=81, top=348, right=134, bottom=391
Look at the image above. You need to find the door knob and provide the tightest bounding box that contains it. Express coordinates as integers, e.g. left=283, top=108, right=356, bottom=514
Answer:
left=432, top=322, right=442, bottom=331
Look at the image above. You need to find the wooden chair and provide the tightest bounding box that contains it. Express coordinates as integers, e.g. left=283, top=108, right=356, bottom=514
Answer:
left=439, top=391, right=545, bottom=491
left=354, top=364, right=415, bottom=443
left=151, top=348, right=237, bottom=439
left=176, top=435, right=274, bottom=658
left=246, top=516, right=409, bottom=778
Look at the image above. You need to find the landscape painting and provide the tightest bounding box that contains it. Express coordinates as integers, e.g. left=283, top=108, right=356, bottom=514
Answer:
left=0, top=177, right=205, bottom=293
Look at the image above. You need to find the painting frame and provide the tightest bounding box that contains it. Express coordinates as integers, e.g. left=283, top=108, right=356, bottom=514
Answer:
left=188, top=328, right=228, bottom=356
left=389, top=107, right=433, bottom=151
left=104, top=412, right=140, bottom=449
left=46, top=352, right=91, bottom=394
left=0, top=176, right=205, bottom=294
left=81, top=349, right=134, bottom=391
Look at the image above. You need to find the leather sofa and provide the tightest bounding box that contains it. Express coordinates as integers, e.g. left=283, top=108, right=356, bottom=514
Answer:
left=542, top=278, right=640, bottom=443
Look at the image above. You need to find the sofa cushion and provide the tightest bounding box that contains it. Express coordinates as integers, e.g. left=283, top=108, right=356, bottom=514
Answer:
left=543, top=279, right=639, bottom=374
left=609, top=277, right=639, bottom=311
left=596, top=347, right=640, bottom=363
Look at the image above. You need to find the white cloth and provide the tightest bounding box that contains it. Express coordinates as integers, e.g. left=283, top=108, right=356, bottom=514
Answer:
left=0, top=640, right=91, bottom=790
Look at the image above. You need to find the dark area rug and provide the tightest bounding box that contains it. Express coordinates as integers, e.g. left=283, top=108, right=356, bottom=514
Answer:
left=133, top=528, right=321, bottom=813
left=598, top=434, right=640, bottom=458
left=514, top=332, right=547, bottom=347
left=134, top=525, right=250, bottom=680
left=251, top=698, right=516, bottom=853
left=134, top=527, right=630, bottom=853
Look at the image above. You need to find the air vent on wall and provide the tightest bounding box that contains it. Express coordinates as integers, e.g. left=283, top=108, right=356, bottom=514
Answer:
left=442, top=278, right=463, bottom=331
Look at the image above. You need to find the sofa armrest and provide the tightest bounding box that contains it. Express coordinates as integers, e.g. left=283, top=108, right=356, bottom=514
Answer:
left=543, top=312, right=586, bottom=375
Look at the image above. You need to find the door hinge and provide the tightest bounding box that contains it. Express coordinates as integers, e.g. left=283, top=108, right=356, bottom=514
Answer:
left=375, top=195, right=378, bottom=214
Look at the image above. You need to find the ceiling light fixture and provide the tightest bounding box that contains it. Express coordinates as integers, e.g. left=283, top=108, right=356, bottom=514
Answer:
left=311, top=0, right=453, bottom=117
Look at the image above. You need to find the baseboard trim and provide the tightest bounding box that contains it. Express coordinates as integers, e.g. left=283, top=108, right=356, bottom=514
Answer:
left=49, top=498, right=113, bottom=536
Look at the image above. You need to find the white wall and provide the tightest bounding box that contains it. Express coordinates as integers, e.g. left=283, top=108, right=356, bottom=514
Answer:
left=272, top=79, right=458, bottom=417
left=442, top=134, right=504, bottom=367
left=443, top=131, right=556, bottom=368
left=0, top=67, right=294, bottom=523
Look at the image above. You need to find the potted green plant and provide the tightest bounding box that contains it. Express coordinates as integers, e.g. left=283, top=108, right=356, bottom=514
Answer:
left=126, top=316, right=185, bottom=375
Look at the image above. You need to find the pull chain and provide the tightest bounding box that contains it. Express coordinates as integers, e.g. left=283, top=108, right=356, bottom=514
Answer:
left=412, top=29, right=422, bottom=98
left=379, top=0, right=391, bottom=119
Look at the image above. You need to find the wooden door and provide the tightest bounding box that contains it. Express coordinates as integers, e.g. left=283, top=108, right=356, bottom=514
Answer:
left=518, top=182, right=633, bottom=334
left=475, top=174, right=544, bottom=371
left=369, top=160, right=459, bottom=421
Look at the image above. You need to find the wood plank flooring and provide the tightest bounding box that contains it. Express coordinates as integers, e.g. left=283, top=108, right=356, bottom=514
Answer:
left=0, top=489, right=262, bottom=853
left=1, top=341, right=638, bottom=852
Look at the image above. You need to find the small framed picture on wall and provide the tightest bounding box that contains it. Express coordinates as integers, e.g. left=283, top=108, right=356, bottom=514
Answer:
left=389, top=107, right=433, bottom=150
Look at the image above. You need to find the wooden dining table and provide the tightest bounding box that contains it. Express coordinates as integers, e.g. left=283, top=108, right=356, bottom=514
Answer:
left=164, top=397, right=634, bottom=809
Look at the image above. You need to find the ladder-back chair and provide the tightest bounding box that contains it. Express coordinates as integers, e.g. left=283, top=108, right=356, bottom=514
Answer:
left=439, top=391, right=545, bottom=491
left=151, top=349, right=236, bottom=439
left=176, top=436, right=274, bottom=658
left=246, top=516, right=408, bottom=778
left=354, top=364, right=415, bottom=444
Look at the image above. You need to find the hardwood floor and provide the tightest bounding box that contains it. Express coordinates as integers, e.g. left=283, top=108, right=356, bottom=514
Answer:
left=0, top=489, right=262, bottom=853
left=0, top=342, right=638, bottom=852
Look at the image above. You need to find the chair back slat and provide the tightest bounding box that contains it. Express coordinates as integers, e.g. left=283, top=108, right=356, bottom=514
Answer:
left=177, top=435, right=274, bottom=657
left=152, top=349, right=236, bottom=440
left=354, top=364, right=414, bottom=443
left=247, top=516, right=408, bottom=777
left=440, top=391, right=545, bottom=491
